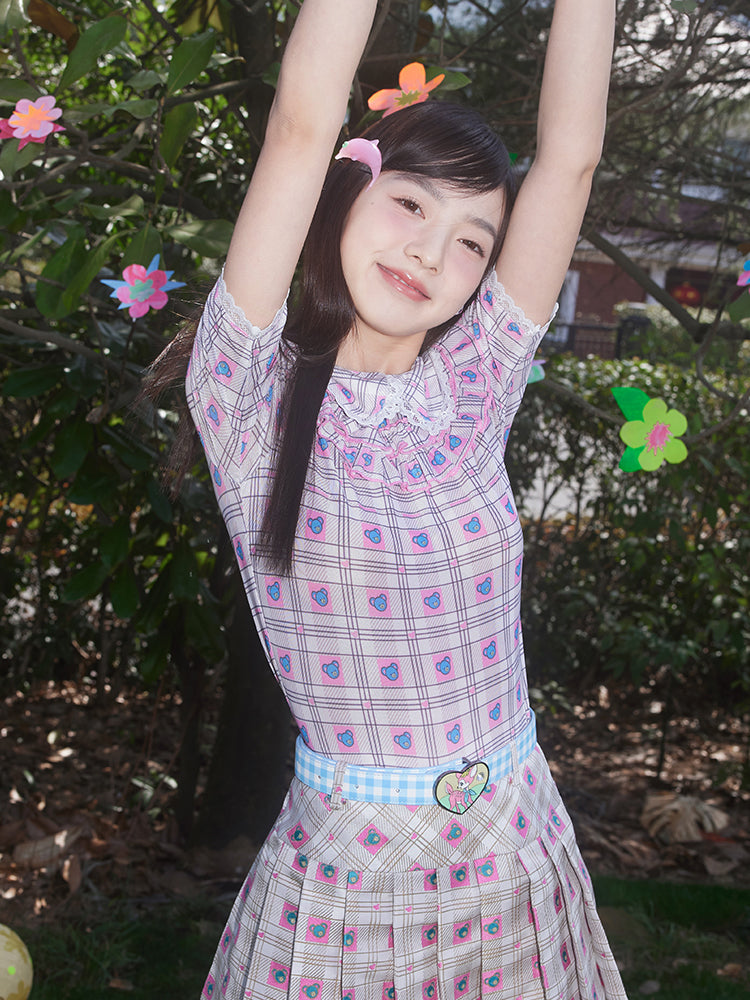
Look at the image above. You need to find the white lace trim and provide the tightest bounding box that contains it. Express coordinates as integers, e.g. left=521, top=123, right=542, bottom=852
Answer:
left=216, top=269, right=288, bottom=338
left=485, top=270, right=559, bottom=335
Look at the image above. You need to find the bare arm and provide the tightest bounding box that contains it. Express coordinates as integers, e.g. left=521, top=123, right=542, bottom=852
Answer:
left=496, top=0, right=616, bottom=325
left=223, top=0, right=378, bottom=327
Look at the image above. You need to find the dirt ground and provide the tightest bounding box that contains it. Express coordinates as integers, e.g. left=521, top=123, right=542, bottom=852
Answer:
left=1, top=680, right=748, bottom=926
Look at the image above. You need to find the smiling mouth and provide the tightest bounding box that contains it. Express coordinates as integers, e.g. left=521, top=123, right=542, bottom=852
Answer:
left=377, top=264, right=430, bottom=301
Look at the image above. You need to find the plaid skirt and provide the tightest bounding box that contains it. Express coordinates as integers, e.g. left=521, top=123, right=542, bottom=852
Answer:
left=201, top=744, right=626, bottom=1000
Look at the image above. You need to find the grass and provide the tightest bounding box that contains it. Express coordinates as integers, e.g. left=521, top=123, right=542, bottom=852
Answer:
left=595, top=877, right=750, bottom=999
left=14, top=879, right=750, bottom=999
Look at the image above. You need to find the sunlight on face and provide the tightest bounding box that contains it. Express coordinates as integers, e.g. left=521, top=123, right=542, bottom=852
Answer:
left=337, top=172, right=505, bottom=374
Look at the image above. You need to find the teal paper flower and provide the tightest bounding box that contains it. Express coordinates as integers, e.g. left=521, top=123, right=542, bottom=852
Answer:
left=612, top=388, right=688, bottom=472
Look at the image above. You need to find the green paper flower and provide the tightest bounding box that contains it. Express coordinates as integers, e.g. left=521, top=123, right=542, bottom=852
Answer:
left=619, top=398, right=688, bottom=471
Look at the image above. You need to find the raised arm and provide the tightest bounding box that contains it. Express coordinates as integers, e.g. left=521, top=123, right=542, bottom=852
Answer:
left=496, top=0, right=616, bottom=326
left=223, top=0, right=378, bottom=327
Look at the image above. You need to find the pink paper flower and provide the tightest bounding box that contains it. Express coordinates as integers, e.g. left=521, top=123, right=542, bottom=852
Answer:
left=368, top=63, right=445, bottom=117
left=0, top=95, right=65, bottom=150
left=737, top=259, right=750, bottom=288
left=102, top=254, right=185, bottom=320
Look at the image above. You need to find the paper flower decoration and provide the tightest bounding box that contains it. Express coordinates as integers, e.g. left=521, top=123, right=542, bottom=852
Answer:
left=0, top=95, right=64, bottom=150
left=529, top=359, right=546, bottom=384
left=737, top=259, right=750, bottom=288
left=368, top=63, right=445, bottom=117
left=613, top=388, right=688, bottom=472
left=102, top=254, right=185, bottom=320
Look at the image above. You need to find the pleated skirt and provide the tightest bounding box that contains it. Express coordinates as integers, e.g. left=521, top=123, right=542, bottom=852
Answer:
left=201, top=744, right=627, bottom=1000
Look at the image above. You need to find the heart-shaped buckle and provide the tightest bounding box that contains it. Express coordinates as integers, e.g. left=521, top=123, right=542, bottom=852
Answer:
left=433, top=760, right=489, bottom=814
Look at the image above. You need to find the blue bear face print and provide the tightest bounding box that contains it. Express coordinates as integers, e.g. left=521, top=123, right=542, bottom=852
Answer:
left=449, top=435, right=462, bottom=450
left=424, top=984, right=436, bottom=999
left=508, top=321, right=520, bottom=335
left=455, top=922, right=470, bottom=939
left=412, top=533, right=429, bottom=548
left=322, top=865, right=335, bottom=879
left=302, top=987, right=320, bottom=999
left=363, top=454, right=372, bottom=466
left=485, top=974, right=501, bottom=988
left=311, top=588, right=329, bottom=607
left=476, top=577, right=492, bottom=596
left=456, top=975, right=468, bottom=993
left=347, top=871, right=360, bottom=884
left=235, top=540, right=244, bottom=561
left=207, top=404, right=220, bottom=425
left=318, top=436, right=328, bottom=451
left=267, top=581, right=280, bottom=601
left=461, top=369, right=477, bottom=383
left=463, top=517, right=481, bottom=533
left=478, top=861, right=494, bottom=878
left=214, top=360, right=232, bottom=377
left=435, top=657, right=451, bottom=675
left=447, top=824, right=463, bottom=841
left=307, top=516, right=323, bottom=534
left=384, top=988, right=396, bottom=1000
left=505, top=497, right=515, bottom=515
left=365, top=528, right=382, bottom=544
left=484, top=919, right=500, bottom=936
left=273, top=969, right=288, bottom=984
left=365, top=829, right=381, bottom=846
left=431, top=451, right=446, bottom=466
left=381, top=663, right=399, bottom=681
left=369, top=594, right=388, bottom=612
left=393, top=732, right=412, bottom=750
left=484, top=290, right=494, bottom=305
left=344, top=450, right=356, bottom=463
left=285, top=909, right=297, bottom=926
left=337, top=730, right=355, bottom=747
left=489, top=702, right=501, bottom=721
left=280, top=655, right=291, bottom=673
left=213, top=468, right=222, bottom=487
left=409, top=464, right=423, bottom=479
left=472, top=322, right=481, bottom=338
left=483, top=640, right=497, bottom=659
left=447, top=724, right=461, bottom=744
left=264, top=385, right=273, bottom=404
left=322, top=660, right=340, bottom=679
left=343, top=931, right=355, bottom=948
left=424, top=592, right=441, bottom=610
left=310, top=923, right=328, bottom=938
left=340, top=386, right=353, bottom=401
left=453, top=866, right=468, bottom=883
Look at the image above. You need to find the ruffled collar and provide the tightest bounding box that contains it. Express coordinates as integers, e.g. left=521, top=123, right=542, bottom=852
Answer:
left=325, top=347, right=456, bottom=433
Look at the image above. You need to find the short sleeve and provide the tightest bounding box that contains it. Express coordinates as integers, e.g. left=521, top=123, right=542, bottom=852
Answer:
left=186, top=272, right=289, bottom=484
left=446, top=270, right=557, bottom=433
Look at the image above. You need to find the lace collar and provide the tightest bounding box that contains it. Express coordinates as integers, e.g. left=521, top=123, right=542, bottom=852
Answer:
left=325, top=346, right=456, bottom=434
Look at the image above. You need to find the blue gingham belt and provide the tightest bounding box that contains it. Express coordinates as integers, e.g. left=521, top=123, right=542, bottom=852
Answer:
left=294, top=712, right=536, bottom=806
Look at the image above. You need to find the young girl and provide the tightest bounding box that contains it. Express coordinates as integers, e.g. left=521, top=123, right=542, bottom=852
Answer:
left=175, top=0, right=625, bottom=996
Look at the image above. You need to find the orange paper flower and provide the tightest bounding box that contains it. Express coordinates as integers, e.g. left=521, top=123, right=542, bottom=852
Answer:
left=368, top=63, right=445, bottom=117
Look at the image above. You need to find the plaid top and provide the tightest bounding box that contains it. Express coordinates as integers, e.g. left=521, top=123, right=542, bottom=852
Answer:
left=187, top=271, right=553, bottom=766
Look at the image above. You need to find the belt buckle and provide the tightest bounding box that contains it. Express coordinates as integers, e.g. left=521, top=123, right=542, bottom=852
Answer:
left=433, top=760, right=489, bottom=814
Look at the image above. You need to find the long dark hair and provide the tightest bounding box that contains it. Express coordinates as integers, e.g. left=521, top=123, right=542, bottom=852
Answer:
left=145, top=102, right=517, bottom=572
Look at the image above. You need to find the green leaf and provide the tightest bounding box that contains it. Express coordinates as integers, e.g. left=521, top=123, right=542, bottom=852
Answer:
left=429, top=68, right=470, bottom=91
left=36, top=228, right=89, bottom=319
left=0, top=190, right=18, bottom=228
left=166, top=30, right=216, bottom=96
left=619, top=445, right=644, bottom=473
left=66, top=231, right=122, bottom=303
left=159, top=103, right=199, bottom=169
left=147, top=478, right=173, bottom=523
left=2, top=365, right=61, bottom=398
left=0, top=138, right=44, bottom=179
left=727, top=293, right=750, bottom=324
left=100, top=518, right=131, bottom=570
left=61, top=561, right=109, bottom=603
left=121, top=224, right=163, bottom=268
left=166, top=218, right=233, bottom=257
left=170, top=539, right=200, bottom=600
left=0, top=0, right=29, bottom=36
left=0, top=79, right=38, bottom=104
left=50, top=417, right=94, bottom=479
left=128, top=69, right=163, bottom=92
left=139, top=630, right=171, bottom=686
left=84, top=194, right=145, bottom=221
left=101, top=98, right=159, bottom=120
left=57, top=15, right=128, bottom=91
left=185, top=600, right=225, bottom=661
left=110, top=563, right=140, bottom=619
left=611, top=386, right=650, bottom=421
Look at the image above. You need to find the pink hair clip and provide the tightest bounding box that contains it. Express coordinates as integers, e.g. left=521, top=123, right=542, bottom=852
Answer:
left=335, top=138, right=382, bottom=188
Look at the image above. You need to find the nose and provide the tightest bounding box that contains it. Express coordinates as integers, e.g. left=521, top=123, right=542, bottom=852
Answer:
left=405, top=226, right=445, bottom=272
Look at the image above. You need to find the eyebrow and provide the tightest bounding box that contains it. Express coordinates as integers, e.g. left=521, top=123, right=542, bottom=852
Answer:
left=392, top=172, right=499, bottom=244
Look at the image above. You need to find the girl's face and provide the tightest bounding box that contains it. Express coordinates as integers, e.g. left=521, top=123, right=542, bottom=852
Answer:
left=338, top=171, right=505, bottom=373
